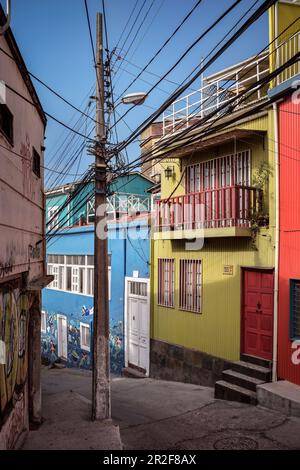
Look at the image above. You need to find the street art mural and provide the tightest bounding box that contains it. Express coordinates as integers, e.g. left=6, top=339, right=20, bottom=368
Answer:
left=41, top=308, right=124, bottom=374
left=0, top=281, right=30, bottom=430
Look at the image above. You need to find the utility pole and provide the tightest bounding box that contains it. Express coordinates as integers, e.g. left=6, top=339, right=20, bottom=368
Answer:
left=92, top=12, right=111, bottom=421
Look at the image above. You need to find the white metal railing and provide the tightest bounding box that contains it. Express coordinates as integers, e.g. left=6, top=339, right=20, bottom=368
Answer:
left=162, top=54, right=269, bottom=136
left=87, top=193, right=151, bottom=222
left=277, top=31, right=300, bottom=85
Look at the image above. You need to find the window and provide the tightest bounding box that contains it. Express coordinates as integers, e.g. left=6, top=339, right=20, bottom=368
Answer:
left=0, top=104, right=13, bottom=144
left=48, top=206, right=59, bottom=231
left=32, top=147, right=41, bottom=178
left=47, top=254, right=111, bottom=297
left=129, top=280, right=147, bottom=297
left=80, top=322, right=91, bottom=351
left=41, top=311, right=47, bottom=333
left=87, top=199, right=95, bottom=223
left=86, top=268, right=94, bottom=296
left=185, top=150, right=251, bottom=193
left=179, top=260, right=202, bottom=313
left=158, top=258, right=175, bottom=307
left=290, top=279, right=300, bottom=340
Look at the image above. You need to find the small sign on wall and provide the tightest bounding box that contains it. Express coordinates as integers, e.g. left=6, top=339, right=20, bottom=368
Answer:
left=223, top=265, right=234, bottom=275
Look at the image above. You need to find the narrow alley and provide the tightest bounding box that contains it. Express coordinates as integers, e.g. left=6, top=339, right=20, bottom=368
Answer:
left=22, top=368, right=300, bottom=450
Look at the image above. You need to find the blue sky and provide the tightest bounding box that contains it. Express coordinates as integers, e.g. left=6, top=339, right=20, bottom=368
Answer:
left=5, top=0, right=268, bottom=187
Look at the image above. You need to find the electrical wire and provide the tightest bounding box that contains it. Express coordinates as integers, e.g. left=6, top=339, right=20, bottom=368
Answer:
left=115, top=0, right=204, bottom=102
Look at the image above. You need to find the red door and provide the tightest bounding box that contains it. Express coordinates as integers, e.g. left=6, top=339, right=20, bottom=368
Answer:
left=242, top=269, right=274, bottom=361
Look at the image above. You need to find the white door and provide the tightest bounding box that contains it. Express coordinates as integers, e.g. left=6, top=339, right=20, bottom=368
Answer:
left=125, top=278, right=150, bottom=375
left=57, top=315, right=68, bottom=360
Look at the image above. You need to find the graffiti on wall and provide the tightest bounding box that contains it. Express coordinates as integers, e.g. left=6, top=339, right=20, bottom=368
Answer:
left=110, top=320, right=124, bottom=374
left=41, top=309, right=125, bottom=374
left=0, top=282, right=29, bottom=429
left=41, top=314, right=92, bottom=370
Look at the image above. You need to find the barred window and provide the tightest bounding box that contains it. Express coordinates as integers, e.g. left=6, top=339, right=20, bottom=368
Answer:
left=290, top=279, right=300, bottom=340
left=179, top=259, right=202, bottom=313
left=158, top=258, right=175, bottom=307
left=185, top=150, right=250, bottom=193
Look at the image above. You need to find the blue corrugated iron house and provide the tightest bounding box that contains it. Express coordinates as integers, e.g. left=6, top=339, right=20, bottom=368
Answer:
left=42, top=173, right=153, bottom=375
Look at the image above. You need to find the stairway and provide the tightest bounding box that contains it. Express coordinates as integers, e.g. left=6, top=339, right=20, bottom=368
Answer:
left=122, top=363, right=147, bottom=379
left=215, top=354, right=272, bottom=405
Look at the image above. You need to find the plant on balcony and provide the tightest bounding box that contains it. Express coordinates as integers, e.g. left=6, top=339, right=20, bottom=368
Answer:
left=250, top=161, right=273, bottom=245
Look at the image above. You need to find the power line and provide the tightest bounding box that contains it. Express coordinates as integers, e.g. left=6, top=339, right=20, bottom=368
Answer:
left=112, top=0, right=158, bottom=87
left=110, top=0, right=246, bottom=140
left=112, top=0, right=277, bottom=154
left=110, top=47, right=300, bottom=193
left=4, top=82, right=97, bottom=141
left=112, top=0, right=147, bottom=76
left=115, top=0, right=204, bottom=102
left=0, top=142, right=85, bottom=177
left=117, top=14, right=300, bottom=175
left=0, top=46, right=101, bottom=127
left=113, top=0, right=139, bottom=56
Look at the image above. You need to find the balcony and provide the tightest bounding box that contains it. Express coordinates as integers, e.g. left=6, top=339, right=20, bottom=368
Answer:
left=87, top=192, right=151, bottom=223
left=154, top=185, right=263, bottom=240
left=162, top=53, right=269, bottom=137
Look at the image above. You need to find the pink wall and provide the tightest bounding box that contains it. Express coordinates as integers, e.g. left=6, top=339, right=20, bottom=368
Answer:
left=278, top=95, right=300, bottom=386
left=0, top=28, right=46, bottom=449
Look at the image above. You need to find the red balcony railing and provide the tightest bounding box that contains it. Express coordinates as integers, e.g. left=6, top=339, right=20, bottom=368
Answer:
left=155, top=185, right=263, bottom=231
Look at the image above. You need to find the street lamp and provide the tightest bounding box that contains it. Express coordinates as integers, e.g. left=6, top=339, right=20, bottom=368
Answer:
left=121, top=92, right=147, bottom=106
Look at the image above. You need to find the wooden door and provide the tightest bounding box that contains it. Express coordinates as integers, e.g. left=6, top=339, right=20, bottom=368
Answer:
left=242, top=269, right=274, bottom=361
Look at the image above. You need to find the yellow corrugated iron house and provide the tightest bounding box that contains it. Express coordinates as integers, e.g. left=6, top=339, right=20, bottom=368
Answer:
left=143, top=1, right=300, bottom=401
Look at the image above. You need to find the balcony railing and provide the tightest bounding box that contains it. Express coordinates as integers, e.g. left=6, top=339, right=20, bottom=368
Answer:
left=87, top=193, right=151, bottom=222
left=155, top=185, right=263, bottom=232
left=162, top=54, right=269, bottom=137
left=277, top=31, right=300, bottom=85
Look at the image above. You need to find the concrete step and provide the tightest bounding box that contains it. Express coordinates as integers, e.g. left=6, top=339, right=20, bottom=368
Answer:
left=231, top=361, right=271, bottom=382
left=240, top=353, right=272, bottom=370
left=122, top=367, right=146, bottom=379
left=222, top=369, right=264, bottom=392
left=215, top=380, right=257, bottom=405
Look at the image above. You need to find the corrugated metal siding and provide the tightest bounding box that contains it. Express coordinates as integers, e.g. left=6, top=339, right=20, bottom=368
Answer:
left=151, top=116, right=276, bottom=362
left=152, top=233, right=274, bottom=362
left=278, top=96, right=300, bottom=386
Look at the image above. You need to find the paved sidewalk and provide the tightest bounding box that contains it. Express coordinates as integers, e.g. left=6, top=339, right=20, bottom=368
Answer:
left=21, top=367, right=122, bottom=450
left=22, top=367, right=300, bottom=450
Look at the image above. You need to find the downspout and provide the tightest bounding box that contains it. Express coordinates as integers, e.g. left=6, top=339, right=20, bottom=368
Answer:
left=272, top=101, right=279, bottom=383
left=272, top=1, right=279, bottom=383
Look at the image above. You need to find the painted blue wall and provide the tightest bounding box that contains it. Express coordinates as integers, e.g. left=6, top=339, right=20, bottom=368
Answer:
left=42, top=217, right=150, bottom=374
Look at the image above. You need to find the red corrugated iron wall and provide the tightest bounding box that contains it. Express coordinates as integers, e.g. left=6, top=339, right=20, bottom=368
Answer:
left=278, top=94, right=300, bottom=385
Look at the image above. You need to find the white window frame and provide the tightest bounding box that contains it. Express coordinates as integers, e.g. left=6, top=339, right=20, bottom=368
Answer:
left=80, top=322, right=91, bottom=352
left=41, top=310, right=47, bottom=333
left=47, top=254, right=111, bottom=299
left=48, top=206, right=59, bottom=231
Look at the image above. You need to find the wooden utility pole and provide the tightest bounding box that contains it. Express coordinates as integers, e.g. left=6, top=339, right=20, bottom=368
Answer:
left=92, top=12, right=111, bottom=421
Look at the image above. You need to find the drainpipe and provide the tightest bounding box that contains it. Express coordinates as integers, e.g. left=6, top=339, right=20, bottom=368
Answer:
left=272, top=101, right=279, bottom=383
left=271, top=1, right=279, bottom=383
